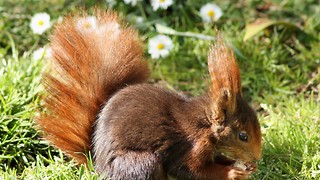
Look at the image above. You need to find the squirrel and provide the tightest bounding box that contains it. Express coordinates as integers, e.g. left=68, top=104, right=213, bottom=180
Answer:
left=37, top=10, right=262, bottom=180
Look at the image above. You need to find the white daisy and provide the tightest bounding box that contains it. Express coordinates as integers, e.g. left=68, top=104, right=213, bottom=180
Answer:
left=151, top=0, right=173, bottom=11
left=199, top=3, right=223, bottom=23
left=76, top=16, right=97, bottom=33
left=123, top=0, right=141, bottom=6
left=30, top=13, right=51, bottom=35
left=32, top=47, right=51, bottom=60
left=148, top=35, right=174, bottom=59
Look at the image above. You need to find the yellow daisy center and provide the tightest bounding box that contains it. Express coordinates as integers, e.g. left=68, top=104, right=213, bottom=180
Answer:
left=159, top=0, right=165, bottom=2
left=38, top=20, right=44, bottom=26
left=157, top=43, right=165, bottom=50
left=207, top=10, right=215, bottom=17
left=84, top=22, right=92, bottom=29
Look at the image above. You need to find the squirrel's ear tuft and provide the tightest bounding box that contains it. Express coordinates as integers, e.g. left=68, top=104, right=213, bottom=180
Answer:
left=208, top=34, right=242, bottom=122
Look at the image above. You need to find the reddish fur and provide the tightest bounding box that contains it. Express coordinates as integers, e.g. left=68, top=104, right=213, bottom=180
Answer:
left=37, top=10, right=149, bottom=164
left=208, top=35, right=242, bottom=122
left=36, top=10, right=261, bottom=179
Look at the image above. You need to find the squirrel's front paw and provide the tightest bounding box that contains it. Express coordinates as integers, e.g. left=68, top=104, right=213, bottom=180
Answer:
left=227, top=167, right=250, bottom=180
left=245, top=162, right=257, bottom=172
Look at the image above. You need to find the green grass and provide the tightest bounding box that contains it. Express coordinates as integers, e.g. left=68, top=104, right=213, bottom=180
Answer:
left=257, top=94, right=320, bottom=179
left=1, top=0, right=319, bottom=179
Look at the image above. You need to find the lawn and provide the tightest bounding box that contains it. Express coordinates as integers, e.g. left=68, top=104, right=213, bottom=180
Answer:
left=0, top=0, right=319, bottom=179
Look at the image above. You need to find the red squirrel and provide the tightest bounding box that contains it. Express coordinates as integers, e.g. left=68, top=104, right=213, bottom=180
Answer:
left=37, top=10, right=262, bottom=180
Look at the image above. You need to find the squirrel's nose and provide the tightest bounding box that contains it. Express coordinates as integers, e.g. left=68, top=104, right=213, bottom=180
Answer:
left=253, top=140, right=262, bottom=161
left=253, top=149, right=261, bottom=161
left=250, top=145, right=261, bottom=161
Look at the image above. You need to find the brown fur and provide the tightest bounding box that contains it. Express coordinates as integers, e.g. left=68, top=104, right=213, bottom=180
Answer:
left=208, top=35, right=242, bottom=124
left=37, top=10, right=149, bottom=164
left=37, top=10, right=261, bottom=179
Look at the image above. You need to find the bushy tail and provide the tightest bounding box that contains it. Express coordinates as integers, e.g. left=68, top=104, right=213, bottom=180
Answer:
left=37, top=10, right=149, bottom=164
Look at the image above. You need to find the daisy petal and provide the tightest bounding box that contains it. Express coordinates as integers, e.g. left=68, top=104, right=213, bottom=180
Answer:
left=30, top=13, right=51, bottom=35
left=148, top=35, right=174, bottom=59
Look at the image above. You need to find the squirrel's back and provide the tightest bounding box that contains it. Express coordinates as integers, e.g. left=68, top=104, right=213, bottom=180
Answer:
left=37, top=10, right=149, bottom=164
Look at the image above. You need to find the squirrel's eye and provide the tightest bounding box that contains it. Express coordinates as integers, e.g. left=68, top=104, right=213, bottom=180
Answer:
left=239, top=131, right=248, bottom=142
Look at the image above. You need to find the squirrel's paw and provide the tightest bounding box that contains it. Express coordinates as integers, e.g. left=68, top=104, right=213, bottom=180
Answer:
left=245, top=162, right=257, bottom=172
left=227, top=167, right=250, bottom=180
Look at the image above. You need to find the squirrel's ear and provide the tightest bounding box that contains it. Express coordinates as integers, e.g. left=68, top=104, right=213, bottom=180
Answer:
left=208, top=35, right=241, bottom=123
